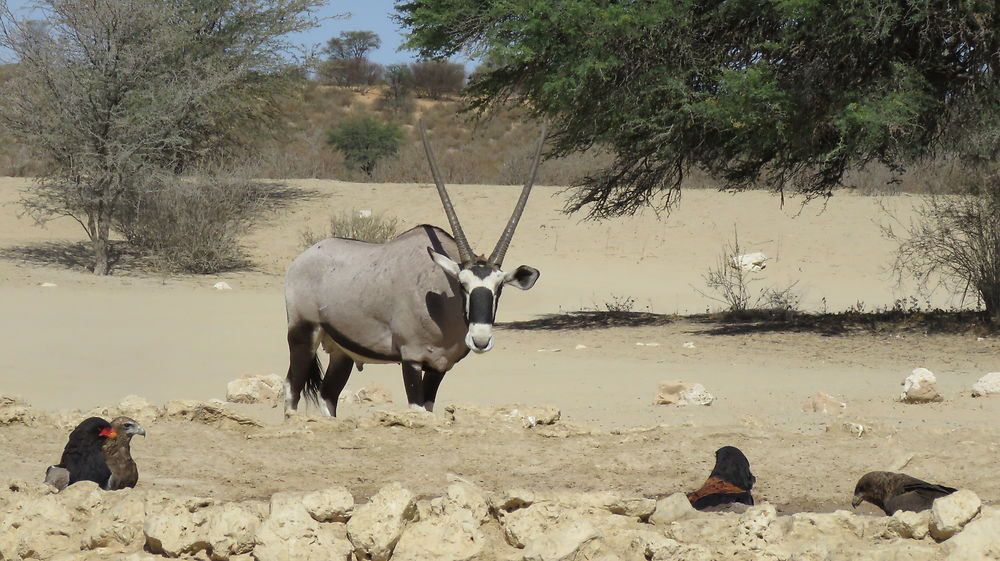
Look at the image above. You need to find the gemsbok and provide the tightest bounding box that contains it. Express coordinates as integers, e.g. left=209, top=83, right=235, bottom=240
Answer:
left=282, top=122, right=545, bottom=416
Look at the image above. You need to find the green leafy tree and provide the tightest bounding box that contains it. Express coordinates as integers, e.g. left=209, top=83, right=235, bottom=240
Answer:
left=327, top=117, right=403, bottom=176
left=377, top=64, right=416, bottom=117
left=0, top=0, right=320, bottom=274
left=319, top=30, right=383, bottom=89
left=398, top=1, right=1000, bottom=217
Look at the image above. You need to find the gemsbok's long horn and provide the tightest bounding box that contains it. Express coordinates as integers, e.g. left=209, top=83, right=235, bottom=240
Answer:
left=419, top=120, right=474, bottom=263
left=489, top=126, right=547, bottom=266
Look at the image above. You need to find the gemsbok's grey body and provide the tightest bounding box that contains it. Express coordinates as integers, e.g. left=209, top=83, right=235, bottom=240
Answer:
left=283, top=123, right=546, bottom=416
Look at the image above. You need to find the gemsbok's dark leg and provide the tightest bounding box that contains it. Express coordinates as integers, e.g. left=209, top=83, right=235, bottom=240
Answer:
left=401, top=361, right=424, bottom=409
left=320, top=350, right=354, bottom=417
left=422, top=368, right=446, bottom=412
left=285, top=322, right=319, bottom=412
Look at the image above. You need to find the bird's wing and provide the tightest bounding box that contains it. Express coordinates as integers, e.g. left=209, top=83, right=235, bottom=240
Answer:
left=885, top=490, right=940, bottom=514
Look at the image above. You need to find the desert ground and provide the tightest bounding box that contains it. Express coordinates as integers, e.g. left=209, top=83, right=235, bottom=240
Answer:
left=0, top=175, right=997, bottom=559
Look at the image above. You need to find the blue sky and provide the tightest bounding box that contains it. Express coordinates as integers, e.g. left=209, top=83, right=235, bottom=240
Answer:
left=5, top=0, right=460, bottom=67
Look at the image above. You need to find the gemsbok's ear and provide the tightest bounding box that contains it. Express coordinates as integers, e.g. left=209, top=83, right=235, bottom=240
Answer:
left=505, top=265, right=539, bottom=290
left=428, top=247, right=460, bottom=278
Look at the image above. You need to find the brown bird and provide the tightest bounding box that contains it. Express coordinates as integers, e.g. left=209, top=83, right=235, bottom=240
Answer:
left=102, top=416, right=145, bottom=490
left=687, top=446, right=756, bottom=510
left=852, top=471, right=957, bottom=515
left=44, top=416, right=146, bottom=491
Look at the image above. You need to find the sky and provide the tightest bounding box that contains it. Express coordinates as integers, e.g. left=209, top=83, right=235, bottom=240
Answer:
left=3, top=0, right=461, bottom=67
left=297, top=0, right=423, bottom=66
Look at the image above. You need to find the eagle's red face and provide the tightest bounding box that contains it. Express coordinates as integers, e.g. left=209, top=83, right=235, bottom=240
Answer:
left=99, top=427, right=117, bottom=438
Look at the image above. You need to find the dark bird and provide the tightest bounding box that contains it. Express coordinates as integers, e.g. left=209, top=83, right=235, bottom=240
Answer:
left=687, top=446, right=756, bottom=510
left=44, top=416, right=146, bottom=491
left=852, top=471, right=957, bottom=515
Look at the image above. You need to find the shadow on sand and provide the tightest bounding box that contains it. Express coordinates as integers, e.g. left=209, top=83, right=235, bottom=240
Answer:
left=501, top=309, right=993, bottom=336
left=500, top=311, right=677, bottom=331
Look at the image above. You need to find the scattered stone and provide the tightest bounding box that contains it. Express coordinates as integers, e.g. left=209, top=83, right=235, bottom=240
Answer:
left=113, top=395, right=163, bottom=424
left=143, top=493, right=215, bottom=557
left=204, top=500, right=267, bottom=560
left=214, top=281, right=233, bottom=290
left=164, top=399, right=262, bottom=430
left=575, top=344, right=588, bottom=350
left=39, top=282, right=57, bottom=288
left=655, top=381, right=714, bottom=406
left=802, top=392, right=846, bottom=414
left=682, top=342, right=696, bottom=349
left=943, top=507, right=1000, bottom=560
left=429, top=482, right=493, bottom=525
left=254, top=492, right=352, bottom=561
left=930, top=489, right=981, bottom=541
left=900, top=368, right=944, bottom=403
left=495, top=488, right=536, bottom=512
left=374, top=410, right=439, bottom=429
left=734, top=252, right=768, bottom=272
left=838, top=421, right=870, bottom=438
left=971, top=372, right=1000, bottom=397
left=648, top=493, right=695, bottom=526
left=738, top=503, right=778, bottom=548
left=0, top=394, right=38, bottom=426
left=346, top=482, right=417, bottom=561
left=302, top=486, right=354, bottom=523
left=82, top=490, right=146, bottom=550
left=226, top=374, right=284, bottom=406
left=500, top=502, right=601, bottom=558
left=886, top=510, right=931, bottom=540
left=353, top=384, right=394, bottom=406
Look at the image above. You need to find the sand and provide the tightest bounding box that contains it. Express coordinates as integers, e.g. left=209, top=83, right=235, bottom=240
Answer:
left=0, top=175, right=997, bottom=517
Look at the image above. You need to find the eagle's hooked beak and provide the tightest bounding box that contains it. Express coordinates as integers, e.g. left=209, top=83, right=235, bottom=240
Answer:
left=128, top=424, right=147, bottom=437
left=851, top=494, right=864, bottom=508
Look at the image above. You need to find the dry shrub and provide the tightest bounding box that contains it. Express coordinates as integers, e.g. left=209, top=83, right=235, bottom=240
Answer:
left=300, top=210, right=400, bottom=247
left=699, top=227, right=801, bottom=314
left=890, top=185, right=1000, bottom=324
left=118, top=174, right=269, bottom=273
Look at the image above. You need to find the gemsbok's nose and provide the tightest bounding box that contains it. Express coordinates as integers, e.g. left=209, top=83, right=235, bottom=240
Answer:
left=466, top=325, right=494, bottom=353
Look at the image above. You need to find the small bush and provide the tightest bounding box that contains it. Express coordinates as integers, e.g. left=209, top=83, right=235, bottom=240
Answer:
left=891, top=184, right=1000, bottom=325
left=117, top=174, right=268, bottom=273
left=301, top=210, right=400, bottom=247
left=409, top=60, right=466, bottom=99
left=327, top=117, right=404, bottom=176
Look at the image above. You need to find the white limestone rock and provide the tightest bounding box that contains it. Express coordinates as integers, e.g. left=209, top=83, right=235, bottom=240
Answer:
left=930, top=489, right=981, bottom=541
left=302, top=486, right=354, bottom=523
left=886, top=509, right=931, bottom=540
left=971, top=372, right=1000, bottom=397
left=226, top=374, right=284, bottom=405
left=943, top=507, right=1000, bottom=560
left=648, top=493, right=695, bottom=526
left=655, top=381, right=714, bottom=406
left=801, top=392, right=847, bottom=414
left=254, top=492, right=351, bottom=561
left=900, top=368, right=944, bottom=403
left=346, top=482, right=418, bottom=561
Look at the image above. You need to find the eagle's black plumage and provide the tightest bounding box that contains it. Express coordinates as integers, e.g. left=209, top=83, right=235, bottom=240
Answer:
left=49, top=417, right=113, bottom=490
left=688, top=446, right=756, bottom=510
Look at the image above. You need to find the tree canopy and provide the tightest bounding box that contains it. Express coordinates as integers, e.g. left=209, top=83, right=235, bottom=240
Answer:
left=398, top=0, right=1000, bottom=217
left=0, top=0, right=320, bottom=273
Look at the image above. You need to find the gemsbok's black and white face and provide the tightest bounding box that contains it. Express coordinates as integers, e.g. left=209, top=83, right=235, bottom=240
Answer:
left=430, top=253, right=539, bottom=352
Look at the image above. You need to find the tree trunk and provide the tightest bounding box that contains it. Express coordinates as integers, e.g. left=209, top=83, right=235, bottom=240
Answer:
left=92, top=219, right=112, bottom=275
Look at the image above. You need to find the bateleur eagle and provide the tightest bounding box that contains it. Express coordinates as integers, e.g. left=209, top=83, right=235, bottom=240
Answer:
left=852, top=471, right=957, bottom=515
left=687, top=446, right=756, bottom=510
left=44, top=416, right=146, bottom=491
